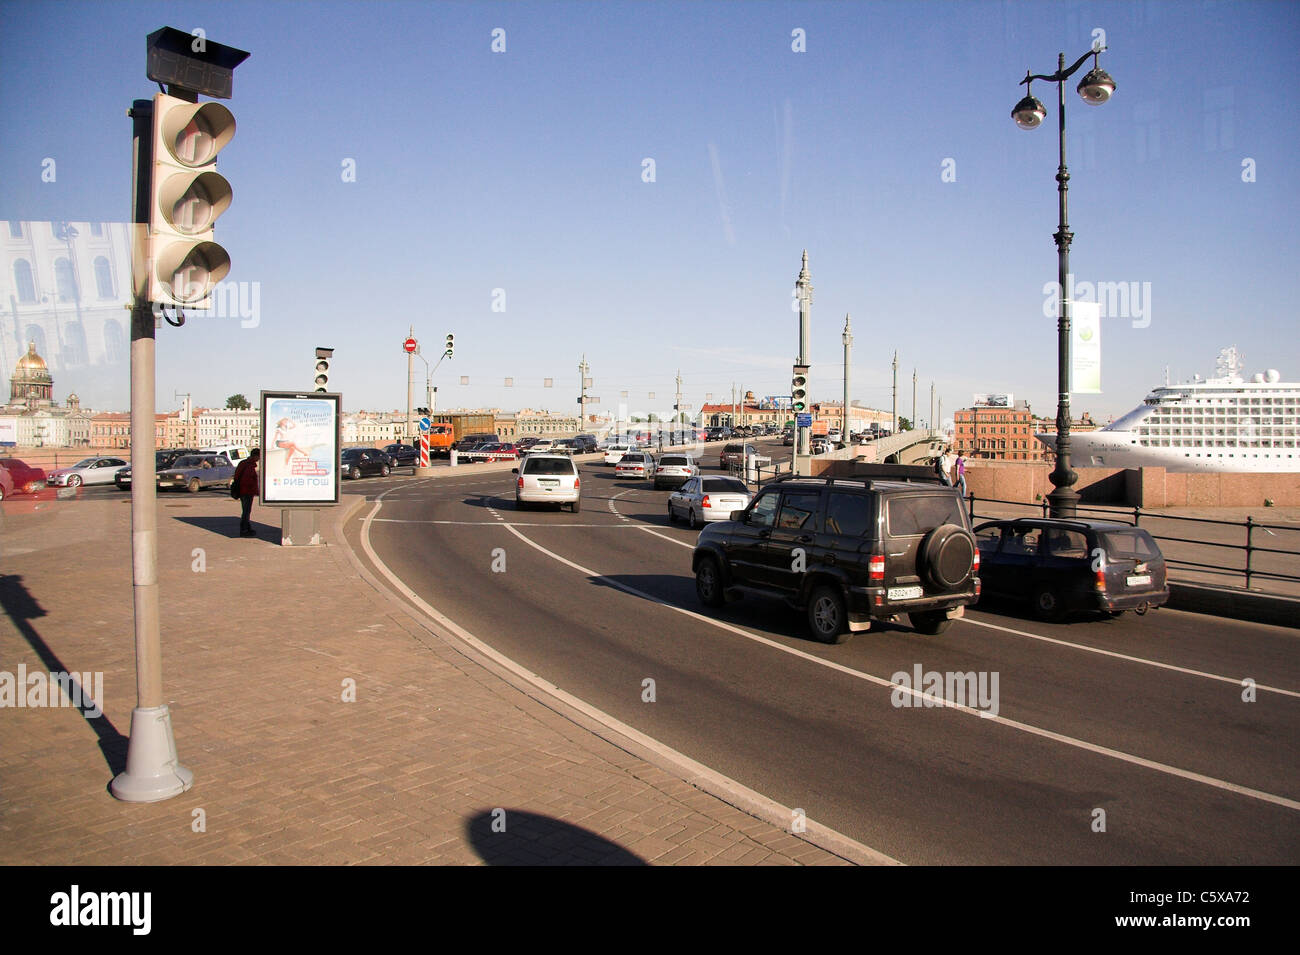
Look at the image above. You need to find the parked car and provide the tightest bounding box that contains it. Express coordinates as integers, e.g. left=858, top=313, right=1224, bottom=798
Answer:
left=974, top=518, right=1169, bottom=620
left=782, top=430, right=795, bottom=446
left=0, top=465, right=13, bottom=501
left=571, top=434, right=600, bottom=454
left=514, top=453, right=581, bottom=511
left=117, top=448, right=202, bottom=489
left=516, top=436, right=542, bottom=454
left=199, top=445, right=252, bottom=464
left=525, top=440, right=557, bottom=455
left=383, top=443, right=420, bottom=467
left=464, top=442, right=518, bottom=462
left=615, top=452, right=656, bottom=480
left=667, top=476, right=753, bottom=529
left=157, top=453, right=238, bottom=493
left=811, top=437, right=832, bottom=455
left=653, top=454, right=699, bottom=490
left=692, top=465, right=979, bottom=643
left=0, top=457, right=48, bottom=494
left=46, top=457, right=130, bottom=488
left=342, top=447, right=392, bottom=479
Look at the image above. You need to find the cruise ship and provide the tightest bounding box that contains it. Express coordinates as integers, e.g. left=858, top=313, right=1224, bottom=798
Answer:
left=1037, top=348, right=1300, bottom=472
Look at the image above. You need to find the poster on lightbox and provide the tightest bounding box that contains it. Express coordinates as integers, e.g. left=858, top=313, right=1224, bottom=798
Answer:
left=1071, top=302, right=1102, bottom=394
left=260, top=391, right=340, bottom=505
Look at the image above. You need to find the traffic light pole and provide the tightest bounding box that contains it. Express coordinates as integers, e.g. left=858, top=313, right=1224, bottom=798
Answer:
left=794, top=250, right=813, bottom=475
left=112, top=98, right=192, bottom=802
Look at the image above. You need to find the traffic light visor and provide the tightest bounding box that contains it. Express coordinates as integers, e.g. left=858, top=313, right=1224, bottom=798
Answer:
left=155, top=240, right=230, bottom=303
left=160, top=101, right=236, bottom=167
left=158, top=171, right=232, bottom=234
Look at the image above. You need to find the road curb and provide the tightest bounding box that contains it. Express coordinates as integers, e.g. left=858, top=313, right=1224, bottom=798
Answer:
left=327, top=489, right=899, bottom=866
left=1168, top=582, right=1300, bottom=630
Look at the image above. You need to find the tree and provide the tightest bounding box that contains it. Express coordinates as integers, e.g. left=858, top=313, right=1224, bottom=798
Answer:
left=226, top=394, right=250, bottom=410
left=898, top=416, right=913, bottom=431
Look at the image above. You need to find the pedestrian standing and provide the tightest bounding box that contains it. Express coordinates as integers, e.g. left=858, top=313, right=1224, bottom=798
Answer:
left=933, top=452, right=949, bottom=484
left=955, top=451, right=967, bottom=497
left=231, top=448, right=260, bottom=537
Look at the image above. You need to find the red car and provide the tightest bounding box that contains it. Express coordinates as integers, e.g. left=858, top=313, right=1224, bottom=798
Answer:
left=0, top=457, right=48, bottom=495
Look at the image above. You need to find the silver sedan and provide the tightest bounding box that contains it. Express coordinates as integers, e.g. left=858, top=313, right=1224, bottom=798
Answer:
left=667, top=476, right=753, bottom=529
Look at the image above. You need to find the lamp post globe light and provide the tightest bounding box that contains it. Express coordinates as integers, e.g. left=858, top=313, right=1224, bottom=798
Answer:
left=1014, top=46, right=1114, bottom=518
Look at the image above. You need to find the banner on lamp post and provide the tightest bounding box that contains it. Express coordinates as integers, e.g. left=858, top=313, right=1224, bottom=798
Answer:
left=1071, top=301, right=1102, bottom=394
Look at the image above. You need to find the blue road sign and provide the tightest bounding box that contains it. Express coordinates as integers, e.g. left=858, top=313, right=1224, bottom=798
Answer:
left=796, top=413, right=812, bottom=427
left=419, top=417, right=431, bottom=432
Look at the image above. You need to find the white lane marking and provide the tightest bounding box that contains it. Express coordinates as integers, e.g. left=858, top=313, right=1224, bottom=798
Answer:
left=499, top=522, right=1300, bottom=813
left=964, top=617, right=1300, bottom=700
left=371, top=518, right=643, bottom=528
left=353, top=488, right=895, bottom=865
left=607, top=488, right=633, bottom=522
left=639, top=526, right=694, bottom=549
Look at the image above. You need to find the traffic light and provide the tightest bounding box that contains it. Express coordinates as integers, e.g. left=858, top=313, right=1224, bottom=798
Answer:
left=314, top=347, right=333, bottom=392
left=146, top=93, right=237, bottom=307
left=791, top=365, right=809, bottom=413
left=444, top=333, right=454, bottom=358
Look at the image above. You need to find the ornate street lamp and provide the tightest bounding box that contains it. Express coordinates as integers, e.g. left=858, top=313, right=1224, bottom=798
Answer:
left=1013, top=47, right=1115, bottom=518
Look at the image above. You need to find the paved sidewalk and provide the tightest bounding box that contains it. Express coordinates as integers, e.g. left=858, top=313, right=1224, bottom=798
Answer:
left=0, top=488, right=862, bottom=865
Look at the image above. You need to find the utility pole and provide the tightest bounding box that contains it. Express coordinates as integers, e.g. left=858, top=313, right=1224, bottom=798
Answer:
left=912, top=369, right=917, bottom=431
left=578, top=354, right=590, bottom=433
left=794, top=250, right=813, bottom=470
left=842, top=315, right=852, bottom=440
left=675, top=369, right=683, bottom=435
left=930, top=381, right=935, bottom=434
left=938, top=396, right=943, bottom=436
left=731, top=382, right=737, bottom=429
left=405, top=323, right=414, bottom=442
left=891, top=351, right=898, bottom=434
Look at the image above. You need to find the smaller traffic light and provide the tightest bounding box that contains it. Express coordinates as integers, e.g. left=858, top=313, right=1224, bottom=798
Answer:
left=444, top=333, right=454, bottom=358
left=791, top=365, right=809, bottom=413
left=314, top=346, right=333, bottom=393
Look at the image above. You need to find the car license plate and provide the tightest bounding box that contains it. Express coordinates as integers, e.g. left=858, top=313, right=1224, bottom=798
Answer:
left=888, top=585, right=924, bottom=600
left=1126, top=574, right=1151, bottom=587
left=539, top=479, right=559, bottom=487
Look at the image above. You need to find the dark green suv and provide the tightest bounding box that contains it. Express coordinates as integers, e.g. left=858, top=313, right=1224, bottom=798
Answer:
left=691, top=465, right=980, bottom=644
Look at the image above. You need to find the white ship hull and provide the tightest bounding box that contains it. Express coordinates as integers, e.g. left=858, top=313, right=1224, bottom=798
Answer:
left=1036, top=430, right=1299, bottom=473
left=1034, top=350, right=1299, bottom=473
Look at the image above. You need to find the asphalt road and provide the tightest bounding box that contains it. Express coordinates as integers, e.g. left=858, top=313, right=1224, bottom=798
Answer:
left=344, top=442, right=1300, bottom=865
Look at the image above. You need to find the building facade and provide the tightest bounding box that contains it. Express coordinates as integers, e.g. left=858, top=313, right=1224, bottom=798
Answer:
left=954, top=403, right=1047, bottom=461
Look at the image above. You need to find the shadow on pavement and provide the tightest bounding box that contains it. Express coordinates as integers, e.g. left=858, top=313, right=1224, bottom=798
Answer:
left=464, top=808, right=646, bottom=865
left=171, top=515, right=278, bottom=539
left=0, top=574, right=129, bottom=775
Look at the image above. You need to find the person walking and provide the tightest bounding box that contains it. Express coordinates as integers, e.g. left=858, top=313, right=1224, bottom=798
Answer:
left=933, top=451, right=950, bottom=485
left=955, top=451, right=968, bottom=498
left=231, top=448, right=261, bottom=537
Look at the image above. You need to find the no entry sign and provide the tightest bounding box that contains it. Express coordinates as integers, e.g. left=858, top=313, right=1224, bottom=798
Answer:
left=403, top=338, right=417, bottom=353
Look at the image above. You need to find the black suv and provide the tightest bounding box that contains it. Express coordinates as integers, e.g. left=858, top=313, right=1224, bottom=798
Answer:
left=692, top=465, right=980, bottom=644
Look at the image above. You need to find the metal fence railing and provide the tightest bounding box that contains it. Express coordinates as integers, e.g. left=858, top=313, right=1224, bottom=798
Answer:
left=965, top=493, right=1300, bottom=592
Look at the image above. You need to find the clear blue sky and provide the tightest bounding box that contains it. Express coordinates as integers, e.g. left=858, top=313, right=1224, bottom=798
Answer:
left=3, top=0, right=1298, bottom=423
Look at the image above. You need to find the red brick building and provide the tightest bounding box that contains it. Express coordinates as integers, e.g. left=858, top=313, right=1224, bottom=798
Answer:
left=953, top=406, right=1044, bottom=462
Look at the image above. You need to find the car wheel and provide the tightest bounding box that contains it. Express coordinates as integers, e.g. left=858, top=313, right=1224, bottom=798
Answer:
left=1033, top=587, right=1065, bottom=621
left=667, top=503, right=677, bottom=523
left=695, top=556, right=726, bottom=608
left=571, top=499, right=581, bottom=513
left=0, top=486, right=5, bottom=501
left=187, top=477, right=201, bottom=493
left=351, top=466, right=362, bottom=480
left=909, top=610, right=953, bottom=635
left=807, top=585, right=851, bottom=644
left=380, top=464, right=390, bottom=477
left=68, top=474, right=83, bottom=487
left=1135, top=603, right=1150, bottom=616
left=688, top=508, right=700, bottom=530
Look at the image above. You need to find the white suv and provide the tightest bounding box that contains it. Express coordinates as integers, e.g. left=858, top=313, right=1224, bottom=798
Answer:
left=514, top=454, right=581, bottom=511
